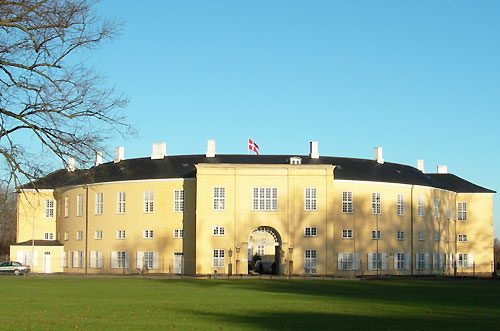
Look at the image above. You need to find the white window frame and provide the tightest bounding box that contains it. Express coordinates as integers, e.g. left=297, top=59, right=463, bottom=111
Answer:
left=212, top=249, right=225, bottom=268
left=458, top=234, right=468, bottom=243
left=89, top=251, right=103, bottom=269
left=44, top=199, right=55, bottom=218
left=173, top=229, right=184, bottom=239
left=117, top=192, right=126, bottom=214
left=371, top=230, right=381, bottom=240
left=95, top=230, right=103, bottom=240
left=95, top=193, right=103, bottom=215
left=432, top=253, right=443, bottom=270
left=416, top=253, right=427, bottom=270
left=64, top=231, right=69, bottom=241
left=304, top=188, right=317, bottom=211
left=417, top=196, right=424, bottom=217
left=434, top=197, right=439, bottom=219
left=342, top=191, right=353, bottom=213
left=397, top=194, right=404, bottom=216
left=418, top=231, right=424, bottom=241
left=143, top=251, right=154, bottom=270
left=144, top=190, right=154, bottom=213
left=43, top=232, right=54, bottom=240
left=370, top=253, right=382, bottom=271
left=77, top=194, right=83, bottom=217
left=304, top=227, right=317, bottom=237
left=213, top=226, right=225, bottom=236
left=174, top=189, right=184, bottom=212
left=73, top=251, right=84, bottom=268
left=252, top=187, right=278, bottom=211
left=304, top=249, right=317, bottom=274
left=117, top=230, right=126, bottom=240
left=372, top=193, right=381, bottom=215
left=143, top=230, right=154, bottom=239
left=257, top=245, right=265, bottom=256
left=76, top=231, right=83, bottom=241
left=433, top=231, right=440, bottom=242
left=457, top=253, right=473, bottom=269
left=395, top=253, right=407, bottom=270
left=117, top=251, right=127, bottom=269
left=342, top=229, right=353, bottom=239
left=457, top=202, right=467, bottom=221
left=340, top=252, right=354, bottom=271
left=213, top=187, right=226, bottom=211
left=64, top=196, right=69, bottom=218
left=397, top=230, right=405, bottom=241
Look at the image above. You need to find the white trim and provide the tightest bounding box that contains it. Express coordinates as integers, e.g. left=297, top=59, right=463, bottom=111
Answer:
left=333, top=179, right=458, bottom=194
left=55, top=178, right=193, bottom=193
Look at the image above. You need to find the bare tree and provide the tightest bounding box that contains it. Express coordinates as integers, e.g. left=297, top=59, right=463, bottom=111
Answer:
left=0, top=0, right=130, bottom=188
left=495, top=238, right=500, bottom=273
left=0, top=185, right=16, bottom=257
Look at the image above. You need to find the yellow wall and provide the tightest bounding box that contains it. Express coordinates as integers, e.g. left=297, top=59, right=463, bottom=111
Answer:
left=17, top=190, right=57, bottom=242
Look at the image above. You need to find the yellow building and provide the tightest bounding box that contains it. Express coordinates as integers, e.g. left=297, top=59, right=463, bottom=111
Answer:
left=11, top=141, right=495, bottom=276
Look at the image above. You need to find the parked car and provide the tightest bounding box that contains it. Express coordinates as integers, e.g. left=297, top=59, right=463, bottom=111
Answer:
left=0, top=261, right=31, bottom=275
left=254, top=260, right=275, bottom=274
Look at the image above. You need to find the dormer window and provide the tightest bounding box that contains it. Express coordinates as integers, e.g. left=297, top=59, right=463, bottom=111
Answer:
left=290, top=157, right=302, bottom=165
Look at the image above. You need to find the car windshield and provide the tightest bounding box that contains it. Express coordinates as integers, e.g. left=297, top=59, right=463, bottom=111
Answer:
left=12, top=262, right=22, bottom=266
left=0, top=262, right=8, bottom=267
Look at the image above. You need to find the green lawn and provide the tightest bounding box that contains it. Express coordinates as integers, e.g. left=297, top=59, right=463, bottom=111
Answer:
left=0, top=277, right=499, bottom=330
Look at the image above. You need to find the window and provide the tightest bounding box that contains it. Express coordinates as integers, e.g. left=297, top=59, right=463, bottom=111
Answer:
left=304, top=188, right=317, bottom=211
left=342, top=229, right=353, bottom=239
left=143, top=251, right=154, bottom=269
left=304, top=227, right=317, bottom=237
left=370, top=253, right=382, bottom=271
left=457, top=253, right=473, bottom=268
left=76, top=231, right=83, bottom=241
left=174, top=189, right=184, bottom=212
left=213, top=226, right=225, bottom=236
left=95, top=230, right=103, bottom=240
left=433, top=253, right=443, bottom=270
left=117, top=251, right=127, bottom=268
left=117, top=230, right=126, bottom=240
left=397, top=230, right=405, bottom=240
left=144, top=190, right=154, bottom=213
left=418, top=231, right=424, bottom=241
left=213, top=187, right=226, bottom=210
left=434, top=197, right=439, bottom=219
left=89, top=251, right=103, bottom=269
left=304, top=250, right=317, bottom=274
left=371, top=230, right=381, bottom=240
left=397, top=194, right=404, bottom=216
left=457, top=202, right=467, bottom=221
left=73, top=251, right=84, bottom=268
left=43, top=232, right=54, bottom=240
left=252, top=187, right=278, bottom=211
left=372, top=193, right=381, bottom=214
left=64, top=197, right=69, bottom=217
left=173, top=229, right=184, bottom=238
left=143, top=230, right=154, bottom=239
left=64, top=231, right=68, bottom=241
left=433, top=231, right=440, bottom=242
left=117, top=192, right=126, bottom=214
left=458, top=234, right=468, bottom=242
left=257, top=245, right=265, bottom=256
left=395, top=253, right=406, bottom=270
left=416, top=253, right=427, bottom=270
left=94, top=193, right=103, bottom=215
left=418, top=196, right=424, bottom=217
left=446, top=208, right=451, bottom=220
left=339, top=252, right=353, bottom=271
left=44, top=199, right=55, bottom=218
left=342, top=191, right=353, bottom=213
left=212, top=249, right=225, bottom=267
left=290, top=157, right=302, bottom=165
left=77, top=194, right=83, bottom=216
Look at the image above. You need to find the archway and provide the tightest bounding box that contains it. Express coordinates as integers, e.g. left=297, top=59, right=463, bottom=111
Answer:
left=248, top=226, right=282, bottom=275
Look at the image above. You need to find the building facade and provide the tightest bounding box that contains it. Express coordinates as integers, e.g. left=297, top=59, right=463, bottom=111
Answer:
left=11, top=141, right=495, bottom=276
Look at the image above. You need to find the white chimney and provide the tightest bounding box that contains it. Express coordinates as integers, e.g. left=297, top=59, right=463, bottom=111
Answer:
left=95, top=151, right=103, bottom=167
left=206, top=140, right=216, bottom=158
left=374, top=147, right=384, bottom=164
left=417, top=159, right=424, bottom=173
left=437, top=165, right=448, bottom=174
left=114, top=146, right=124, bottom=163
left=310, top=141, right=319, bottom=159
left=67, top=157, right=76, bottom=172
left=151, top=142, right=167, bottom=159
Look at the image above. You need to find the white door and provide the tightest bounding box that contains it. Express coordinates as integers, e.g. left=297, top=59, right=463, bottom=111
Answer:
left=43, top=251, right=51, bottom=273
left=173, top=252, right=183, bottom=274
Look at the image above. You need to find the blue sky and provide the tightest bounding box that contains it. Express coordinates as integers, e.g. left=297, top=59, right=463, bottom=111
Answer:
left=92, top=1, right=499, bottom=237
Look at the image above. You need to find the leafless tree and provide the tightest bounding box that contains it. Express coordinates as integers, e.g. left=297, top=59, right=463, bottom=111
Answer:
left=495, top=238, right=500, bottom=273
left=0, top=0, right=130, bottom=188
left=0, top=184, right=16, bottom=257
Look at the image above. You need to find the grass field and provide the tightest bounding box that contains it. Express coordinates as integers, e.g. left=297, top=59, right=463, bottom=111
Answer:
left=0, top=277, right=499, bottom=330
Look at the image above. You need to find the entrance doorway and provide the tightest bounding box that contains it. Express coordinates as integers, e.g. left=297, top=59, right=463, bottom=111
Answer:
left=43, top=251, right=51, bottom=273
left=173, top=252, right=184, bottom=274
left=248, top=226, right=282, bottom=275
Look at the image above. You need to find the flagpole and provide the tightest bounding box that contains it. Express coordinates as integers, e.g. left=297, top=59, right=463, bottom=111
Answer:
left=247, top=138, right=249, bottom=155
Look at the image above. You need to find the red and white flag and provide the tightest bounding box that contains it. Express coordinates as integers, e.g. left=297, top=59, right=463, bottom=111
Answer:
left=248, top=138, right=259, bottom=155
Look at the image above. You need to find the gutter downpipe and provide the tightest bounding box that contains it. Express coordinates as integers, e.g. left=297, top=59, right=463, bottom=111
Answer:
left=85, top=185, right=89, bottom=275
left=410, top=185, right=414, bottom=276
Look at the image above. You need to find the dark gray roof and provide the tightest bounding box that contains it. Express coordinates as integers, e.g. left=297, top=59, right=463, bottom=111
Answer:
left=12, top=240, right=64, bottom=246
left=426, top=174, right=495, bottom=194
left=22, top=154, right=494, bottom=194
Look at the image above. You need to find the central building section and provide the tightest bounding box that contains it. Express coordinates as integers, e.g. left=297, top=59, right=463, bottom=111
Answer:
left=194, top=163, right=335, bottom=275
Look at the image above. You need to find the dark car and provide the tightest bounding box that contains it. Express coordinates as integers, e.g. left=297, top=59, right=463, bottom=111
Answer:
left=0, top=261, right=31, bottom=275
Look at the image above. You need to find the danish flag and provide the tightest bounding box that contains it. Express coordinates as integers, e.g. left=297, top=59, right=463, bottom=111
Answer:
left=248, top=138, right=259, bottom=155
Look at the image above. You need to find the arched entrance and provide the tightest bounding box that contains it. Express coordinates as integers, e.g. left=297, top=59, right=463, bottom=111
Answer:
left=248, top=226, right=282, bottom=275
